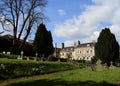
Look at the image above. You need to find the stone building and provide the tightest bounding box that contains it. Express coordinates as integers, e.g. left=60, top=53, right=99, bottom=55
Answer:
left=60, top=46, right=74, bottom=60
left=59, top=41, right=95, bottom=61
left=74, top=42, right=95, bottom=61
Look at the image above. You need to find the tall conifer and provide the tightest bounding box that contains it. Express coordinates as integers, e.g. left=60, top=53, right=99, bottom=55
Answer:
left=33, top=23, right=54, bottom=58
left=95, top=28, right=119, bottom=66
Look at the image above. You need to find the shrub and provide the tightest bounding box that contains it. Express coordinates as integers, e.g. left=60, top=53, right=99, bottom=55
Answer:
left=60, top=58, right=67, bottom=62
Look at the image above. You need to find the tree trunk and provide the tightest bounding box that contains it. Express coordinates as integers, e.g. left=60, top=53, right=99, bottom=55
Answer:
left=19, top=25, right=32, bottom=50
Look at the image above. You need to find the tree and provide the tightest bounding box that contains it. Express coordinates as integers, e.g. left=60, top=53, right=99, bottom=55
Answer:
left=0, top=36, right=12, bottom=52
left=95, top=28, right=119, bottom=66
left=33, top=23, right=54, bottom=59
left=45, top=31, right=54, bottom=57
left=0, top=34, right=35, bottom=56
left=0, top=0, right=47, bottom=53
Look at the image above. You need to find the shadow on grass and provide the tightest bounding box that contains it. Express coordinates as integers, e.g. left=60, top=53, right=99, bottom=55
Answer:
left=8, top=79, right=116, bottom=86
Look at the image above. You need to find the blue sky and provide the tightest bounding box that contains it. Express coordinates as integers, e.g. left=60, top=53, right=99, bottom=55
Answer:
left=45, top=0, right=92, bottom=23
left=0, top=0, right=120, bottom=48
left=45, top=0, right=93, bottom=45
left=44, top=0, right=120, bottom=47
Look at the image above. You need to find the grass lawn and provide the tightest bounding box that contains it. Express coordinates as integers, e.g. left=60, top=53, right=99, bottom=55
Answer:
left=1, top=68, right=120, bottom=86
left=0, top=58, right=78, bottom=80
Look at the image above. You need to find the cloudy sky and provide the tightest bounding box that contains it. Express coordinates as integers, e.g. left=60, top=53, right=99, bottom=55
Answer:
left=45, top=0, right=120, bottom=47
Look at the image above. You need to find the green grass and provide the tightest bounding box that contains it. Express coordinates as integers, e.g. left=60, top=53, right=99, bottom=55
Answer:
left=0, top=54, right=18, bottom=59
left=0, top=58, right=78, bottom=80
left=0, top=54, right=120, bottom=86
left=1, top=68, right=120, bottom=86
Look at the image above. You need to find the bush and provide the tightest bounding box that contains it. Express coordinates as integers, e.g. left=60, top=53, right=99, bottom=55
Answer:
left=0, top=59, right=78, bottom=80
left=0, top=35, right=36, bottom=56
left=47, top=56, right=58, bottom=61
left=60, top=58, right=67, bottom=62
left=0, top=37, right=12, bottom=53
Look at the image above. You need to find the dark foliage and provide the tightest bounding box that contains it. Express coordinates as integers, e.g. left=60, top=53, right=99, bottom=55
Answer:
left=0, top=36, right=12, bottom=53
left=22, top=43, right=36, bottom=56
left=0, top=35, right=36, bottom=56
left=48, top=56, right=59, bottom=61
left=33, top=23, right=54, bottom=58
left=60, top=58, right=67, bottom=62
left=45, top=31, right=54, bottom=57
left=95, top=28, right=119, bottom=66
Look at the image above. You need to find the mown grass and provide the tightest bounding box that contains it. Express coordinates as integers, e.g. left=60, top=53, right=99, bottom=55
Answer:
left=0, top=54, right=18, bottom=59
left=1, top=68, right=120, bottom=86
left=0, top=54, right=120, bottom=86
left=0, top=58, right=78, bottom=80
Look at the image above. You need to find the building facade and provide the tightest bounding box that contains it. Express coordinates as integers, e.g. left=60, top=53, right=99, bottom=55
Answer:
left=60, top=46, right=74, bottom=59
left=59, top=41, right=95, bottom=61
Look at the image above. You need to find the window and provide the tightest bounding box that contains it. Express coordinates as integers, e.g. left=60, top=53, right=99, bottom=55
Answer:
left=86, top=50, right=89, bottom=53
left=90, top=50, right=92, bottom=53
left=80, top=58, right=82, bottom=60
left=83, top=57, right=85, bottom=60
left=79, top=50, right=81, bottom=54
left=87, top=57, right=89, bottom=60
left=78, top=50, right=81, bottom=54
left=86, top=49, right=92, bottom=53
left=87, top=44, right=90, bottom=47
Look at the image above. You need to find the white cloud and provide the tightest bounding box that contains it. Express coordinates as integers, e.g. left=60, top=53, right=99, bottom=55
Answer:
left=54, top=0, right=120, bottom=46
left=64, top=40, right=74, bottom=47
left=110, top=25, right=120, bottom=42
left=57, top=9, right=66, bottom=16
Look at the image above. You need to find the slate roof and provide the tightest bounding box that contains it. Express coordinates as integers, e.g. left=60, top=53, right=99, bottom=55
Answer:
left=61, top=42, right=95, bottom=51
left=61, top=46, right=74, bottom=52
left=76, top=42, right=95, bottom=48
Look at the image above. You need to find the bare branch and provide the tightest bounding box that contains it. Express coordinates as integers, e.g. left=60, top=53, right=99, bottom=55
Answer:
left=0, top=31, right=4, bottom=34
left=0, top=0, right=47, bottom=46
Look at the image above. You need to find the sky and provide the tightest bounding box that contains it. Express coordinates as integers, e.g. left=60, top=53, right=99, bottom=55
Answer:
left=0, top=0, right=120, bottom=48
left=45, top=0, right=120, bottom=47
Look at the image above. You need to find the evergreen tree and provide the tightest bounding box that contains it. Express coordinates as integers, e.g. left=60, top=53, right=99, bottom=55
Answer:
left=45, top=31, right=54, bottom=57
left=33, top=23, right=54, bottom=58
left=95, top=28, right=119, bottom=66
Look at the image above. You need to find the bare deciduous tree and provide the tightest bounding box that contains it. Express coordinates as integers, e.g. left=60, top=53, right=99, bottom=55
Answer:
left=0, top=0, right=47, bottom=48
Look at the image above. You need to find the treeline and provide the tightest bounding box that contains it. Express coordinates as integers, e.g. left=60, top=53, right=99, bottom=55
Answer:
left=0, top=35, right=36, bottom=56
left=0, top=23, right=54, bottom=57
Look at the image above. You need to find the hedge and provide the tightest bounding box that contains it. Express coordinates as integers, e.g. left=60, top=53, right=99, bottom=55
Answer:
left=0, top=54, right=18, bottom=59
left=0, top=59, right=78, bottom=80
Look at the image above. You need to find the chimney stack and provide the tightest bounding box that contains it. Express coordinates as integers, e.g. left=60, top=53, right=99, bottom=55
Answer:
left=78, top=40, right=80, bottom=45
left=62, top=43, right=64, bottom=49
